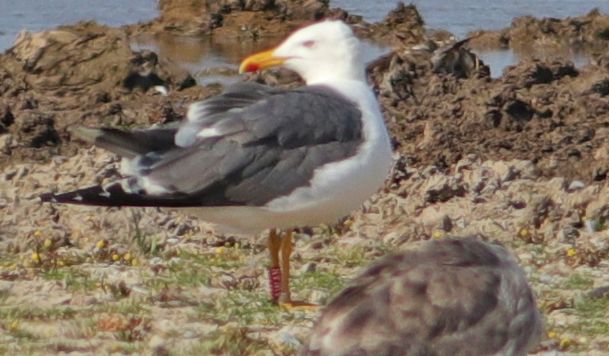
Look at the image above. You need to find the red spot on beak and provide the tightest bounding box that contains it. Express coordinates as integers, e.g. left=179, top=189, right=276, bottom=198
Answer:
left=239, top=49, right=285, bottom=74
left=245, top=63, right=260, bottom=73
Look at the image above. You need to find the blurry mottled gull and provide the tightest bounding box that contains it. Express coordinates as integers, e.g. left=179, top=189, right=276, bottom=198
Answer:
left=40, top=20, right=394, bottom=309
left=301, top=237, right=542, bottom=355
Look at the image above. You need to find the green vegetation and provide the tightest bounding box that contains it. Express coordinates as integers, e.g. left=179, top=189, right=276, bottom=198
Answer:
left=598, top=27, right=609, bottom=40
left=563, top=273, right=594, bottom=290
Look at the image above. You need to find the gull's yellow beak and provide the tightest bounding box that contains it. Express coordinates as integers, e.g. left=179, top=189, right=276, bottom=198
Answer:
left=239, top=48, right=287, bottom=74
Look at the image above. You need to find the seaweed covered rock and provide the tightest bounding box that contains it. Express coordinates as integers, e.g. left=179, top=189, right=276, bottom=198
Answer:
left=7, top=22, right=194, bottom=93
left=151, top=0, right=330, bottom=37
left=470, top=8, right=609, bottom=54
left=0, top=22, right=207, bottom=168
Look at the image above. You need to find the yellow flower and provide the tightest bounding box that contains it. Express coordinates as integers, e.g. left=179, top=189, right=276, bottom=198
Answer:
left=131, top=259, right=139, bottom=267
left=57, top=260, right=65, bottom=267
left=432, top=230, right=445, bottom=239
left=518, top=227, right=530, bottom=238
left=112, top=254, right=120, bottom=261
left=123, top=253, right=132, bottom=262
left=566, top=248, right=577, bottom=257
left=559, top=337, right=571, bottom=349
left=96, top=240, right=107, bottom=249
left=31, top=252, right=42, bottom=263
left=547, top=331, right=558, bottom=339
left=215, top=247, right=225, bottom=255
left=34, top=230, right=42, bottom=238
left=43, top=239, right=53, bottom=248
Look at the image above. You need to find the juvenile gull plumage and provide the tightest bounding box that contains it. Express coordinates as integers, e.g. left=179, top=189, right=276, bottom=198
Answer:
left=301, top=237, right=542, bottom=355
left=40, top=20, right=394, bottom=308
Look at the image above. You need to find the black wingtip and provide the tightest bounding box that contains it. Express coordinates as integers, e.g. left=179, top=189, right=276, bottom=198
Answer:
left=39, top=181, right=208, bottom=208
left=37, top=182, right=199, bottom=208
left=39, top=185, right=113, bottom=206
left=39, top=192, right=58, bottom=203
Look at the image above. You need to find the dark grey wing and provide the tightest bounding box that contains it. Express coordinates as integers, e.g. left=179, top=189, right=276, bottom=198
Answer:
left=42, top=85, right=363, bottom=208
left=139, top=85, right=363, bottom=206
left=175, top=82, right=282, bottom=147
left=70, top=122, right=180, bottom=158
left=301, top=238, right=542, bottom=356
left=193, top=81, right=282, bottom=116
left=69, top=82, right=275, bottom=157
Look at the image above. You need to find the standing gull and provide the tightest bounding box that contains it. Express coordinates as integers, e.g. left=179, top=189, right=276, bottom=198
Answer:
left=40, top=20, right=394, bottom=308
left=301, top=237, right=543, bottom=355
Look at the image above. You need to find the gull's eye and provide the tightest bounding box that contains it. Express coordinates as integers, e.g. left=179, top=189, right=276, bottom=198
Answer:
left=302, top=40, right=316, bottom=48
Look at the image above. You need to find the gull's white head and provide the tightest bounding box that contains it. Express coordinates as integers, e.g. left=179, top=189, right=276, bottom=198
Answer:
left=239, top=20, right=365, bottom=84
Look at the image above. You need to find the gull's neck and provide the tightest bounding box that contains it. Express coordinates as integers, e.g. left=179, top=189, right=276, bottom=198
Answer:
left=304, top=68, right=367, bottom=86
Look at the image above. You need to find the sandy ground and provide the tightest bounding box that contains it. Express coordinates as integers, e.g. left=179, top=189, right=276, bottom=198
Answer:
left=1, top=2, right=609, bottom=355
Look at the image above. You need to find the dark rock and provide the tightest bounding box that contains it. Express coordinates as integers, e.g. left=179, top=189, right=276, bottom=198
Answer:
left=593, top=167, right=607, bottom=181
left=587, top=286, right=609, bottom=299
left=505, top=62, right=554, bottom=87
left=504, top=99, right=534, bottom=122
left=15, top=112, right=59, bottom=148
left=590, top=79, right=609, bottom=97
left=94, top=91, right=112, bottom=104
left=122, top=71, right=165, bottom=92
left=431, top=39, right=490, bottom=79
left=485, top=109, right=502, bottom=128
left=20, top=97, right=38, bottom=110
left=124, top=50, right=195, bottom=91
left=383, top=2, right=424, bottom=33
left=0, top=105, right=15, bottom=133
left=469, top=9, right=609, bottom=53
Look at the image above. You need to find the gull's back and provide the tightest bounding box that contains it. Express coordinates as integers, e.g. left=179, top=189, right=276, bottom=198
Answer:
left=301, top=237, right=542, bottom=356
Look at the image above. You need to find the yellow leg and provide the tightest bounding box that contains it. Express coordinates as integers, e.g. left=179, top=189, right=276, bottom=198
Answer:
left=279, top=229, right=293, bottom=303
left=278, top=229, right=318, bottom=311
left=268, top=229, right=281, bottom=301
left=268, top=229, right=281, bottom=268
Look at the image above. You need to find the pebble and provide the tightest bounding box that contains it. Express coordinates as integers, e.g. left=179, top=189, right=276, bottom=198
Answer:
left=308, top=289, right=330, bottom=305
left=198, top=285, right=225, bottom=298
left=149, top=257, right=164, bottom=265
left=300, top=262, right=317, bottom=273
left=182, top=329, right=198, bottom=339
left=584, top=219, right=600, bottom=233
left=538, top=274, right=555, bottom=285
left=149, top=335, right=165, bottom=348
left=270, top=326, right=305, bottom=350
left=588, top=286, right=609, bottom=299
left=0, top=134, right=13, bottom=154
left=3, top=169, right=17, bottom=181
left=567, top=180, right=585, bottom=191
left=153, top=85, right=169, bottom=96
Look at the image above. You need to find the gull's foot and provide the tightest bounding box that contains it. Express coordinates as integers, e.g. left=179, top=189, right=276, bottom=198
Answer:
left=278, top=293, right=319, bottom=311
left=279, top=300, right=319, bottom=311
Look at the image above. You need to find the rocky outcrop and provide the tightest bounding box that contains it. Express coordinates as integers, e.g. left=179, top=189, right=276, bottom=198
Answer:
left=0, top=22, right=208, bottom=168
left=469, top=8, right=609, bottom=53
left=369, top=48, right=609, bottom=183
left=138, top=0, right=330, bottom=38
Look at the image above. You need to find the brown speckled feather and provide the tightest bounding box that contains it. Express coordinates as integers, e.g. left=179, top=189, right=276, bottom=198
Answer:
left=301, top=237, right=542, bottom=356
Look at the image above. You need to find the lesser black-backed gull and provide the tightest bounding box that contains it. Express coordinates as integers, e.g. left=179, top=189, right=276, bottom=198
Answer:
left=301, top=237, right=542, bottom=355
left=40, top=20, right=394, bottom=309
